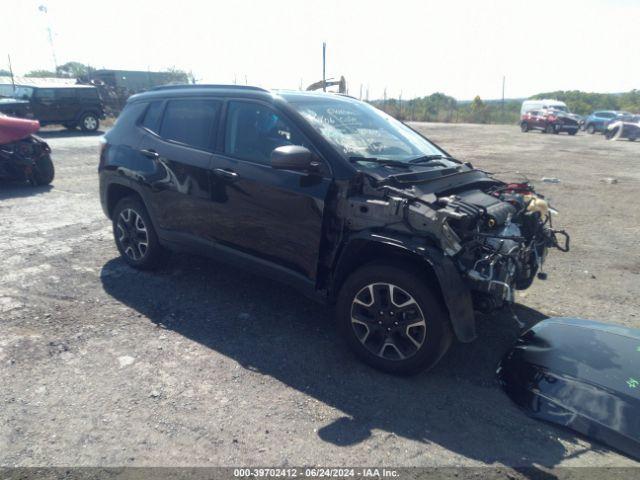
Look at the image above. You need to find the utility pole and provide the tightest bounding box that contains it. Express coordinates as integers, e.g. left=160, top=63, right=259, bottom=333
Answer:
left=322, top=42, right=326, bottom=92
left=359, top=84, right=362, bottom=101
left=38, top=4, right=58, bottom=73
left=7, top=55, right=15, bottom=93
left=399, top=91, right=403, bottom=119
left=383, top=87, right=387, bottom=109
left=366, top=85, right=369, bottom=102
left=501, top=76, right=506, bottom=123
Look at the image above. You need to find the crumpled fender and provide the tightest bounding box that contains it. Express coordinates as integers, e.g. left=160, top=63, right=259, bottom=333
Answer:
left=333, top=230, right=477, bottom=342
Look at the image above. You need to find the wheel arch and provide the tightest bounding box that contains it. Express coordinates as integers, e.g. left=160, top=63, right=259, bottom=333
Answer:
left=105, top=182, right=144, bottom=220
left=329, top=233, right=477, bottom=343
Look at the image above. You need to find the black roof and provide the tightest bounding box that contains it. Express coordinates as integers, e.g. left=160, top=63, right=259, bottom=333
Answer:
left=129, top=84, right=362, bottom=106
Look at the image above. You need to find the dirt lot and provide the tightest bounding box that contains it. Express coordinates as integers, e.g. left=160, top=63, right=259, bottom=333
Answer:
left=1, top=124, right=639, bottom=470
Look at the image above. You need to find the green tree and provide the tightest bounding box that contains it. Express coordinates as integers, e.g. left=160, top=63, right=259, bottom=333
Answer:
left=56, top=61, right=92, bottom=78
left=25, top=69, right=58, bottom=78
left=0, top=69, right=12, bottom=76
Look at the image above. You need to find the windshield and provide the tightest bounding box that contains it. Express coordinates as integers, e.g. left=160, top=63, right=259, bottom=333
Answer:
left=546, top=105, right=568, bottom=112
left=288, top=97, right=444, bottom=164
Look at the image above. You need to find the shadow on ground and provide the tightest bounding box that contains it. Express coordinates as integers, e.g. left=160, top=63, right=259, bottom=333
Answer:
left=0, top=182, right=52, bottom=199
left=100, top=253, right=606, bottom=469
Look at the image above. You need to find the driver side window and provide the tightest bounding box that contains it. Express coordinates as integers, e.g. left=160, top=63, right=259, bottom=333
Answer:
left=224, top=101, right=308, bottom=165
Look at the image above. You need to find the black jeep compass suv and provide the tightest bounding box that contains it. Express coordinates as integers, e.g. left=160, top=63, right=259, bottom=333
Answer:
left=99, top=85, right=568, bottom=374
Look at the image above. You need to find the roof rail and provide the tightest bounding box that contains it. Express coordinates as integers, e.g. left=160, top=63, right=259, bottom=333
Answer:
left=150, top=84, right=269, bottom=92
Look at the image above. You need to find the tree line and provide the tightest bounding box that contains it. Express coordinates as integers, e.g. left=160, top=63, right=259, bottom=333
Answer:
left=371, top=90, right=640, bottom=124
left=0, top=61, right=193, bottom=84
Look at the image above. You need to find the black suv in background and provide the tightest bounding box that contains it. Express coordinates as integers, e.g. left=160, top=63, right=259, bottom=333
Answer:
left=0, top=84, right=104, bottom=131
left=99, top=85, right=567, bottom=374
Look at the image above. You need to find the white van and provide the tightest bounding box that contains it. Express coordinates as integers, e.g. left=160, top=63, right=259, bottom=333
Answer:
left=521, top=99, right=568, bottom=115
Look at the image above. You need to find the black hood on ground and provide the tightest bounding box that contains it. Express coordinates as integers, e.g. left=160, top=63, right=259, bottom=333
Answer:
left=497, top=317, right=640, bottom=461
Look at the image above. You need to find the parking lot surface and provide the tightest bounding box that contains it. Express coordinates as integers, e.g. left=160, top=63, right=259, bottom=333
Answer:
left=1, top=125, right=639, bottom=469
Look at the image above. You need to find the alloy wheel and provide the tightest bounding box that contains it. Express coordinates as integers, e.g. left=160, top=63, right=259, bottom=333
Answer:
left=350, top=283, right=427, bottom=361
left=116, top=208, right=149, bottom=261
left=83, top=115, right=98, bottom=130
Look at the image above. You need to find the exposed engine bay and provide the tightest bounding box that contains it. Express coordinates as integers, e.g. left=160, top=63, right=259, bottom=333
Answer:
left=342, top=170, right=569, bottom=313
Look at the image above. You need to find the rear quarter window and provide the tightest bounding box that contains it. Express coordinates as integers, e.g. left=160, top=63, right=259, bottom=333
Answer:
left=141, top=101, right=164, bottom=134
left=159, top=98, right=221, bottom=151
left=77, top=88, right=99, bottom=100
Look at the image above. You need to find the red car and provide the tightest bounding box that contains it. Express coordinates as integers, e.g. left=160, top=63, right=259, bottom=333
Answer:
left=520, top=109, right=579, bottom=135
left=0, top=114, right=54, bottom=185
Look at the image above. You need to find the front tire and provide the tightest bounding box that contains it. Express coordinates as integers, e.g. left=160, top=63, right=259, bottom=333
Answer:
left=112, top=196, right=166, bottom=270
left=520, top=122, right=529, bottom=133
left=587, top=124, right=596, bottom=134
left=336, top=262, right=453, bottom=375
left=79, top=113, right=99, bottom=132
left=568, top=129, right=577, bottom=136
left=31, top=154, right=55, bottom=185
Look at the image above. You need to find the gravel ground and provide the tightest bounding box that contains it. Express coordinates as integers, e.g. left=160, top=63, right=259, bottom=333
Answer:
left=1, top=124, right=639, bottom=470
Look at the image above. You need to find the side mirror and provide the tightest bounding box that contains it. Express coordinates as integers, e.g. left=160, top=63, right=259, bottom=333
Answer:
left=271, top=145, right=320, bottom=173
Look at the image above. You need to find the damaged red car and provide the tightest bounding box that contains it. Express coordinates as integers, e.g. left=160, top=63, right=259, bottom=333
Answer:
left=99, top=86, right=569, bottom=374
left=0, top=114, right=54, bottom=185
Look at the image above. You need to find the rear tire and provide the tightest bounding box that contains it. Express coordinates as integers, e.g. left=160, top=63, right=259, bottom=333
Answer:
left=31, top=154, right=54, bottom=185
left=112, top=196, right=166, bottom=270
left=336, top=262, right=453, bottom=375
left=545, top=124, right=555, bottom=134
left=520, top=122, right=529, bottom=132
left=79, top=113, right=99, bottom=132
left=587, top=124, right=596, bottom=134
left=568, top=129, right=577, bottom=136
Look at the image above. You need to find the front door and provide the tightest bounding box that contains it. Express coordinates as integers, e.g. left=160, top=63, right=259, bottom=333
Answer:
left=209, top=100, right=332, bottom=281
left=31, top=88, right=57, bottom=123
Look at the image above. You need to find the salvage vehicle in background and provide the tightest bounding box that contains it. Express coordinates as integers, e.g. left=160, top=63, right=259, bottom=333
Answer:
left=604, top=114, right=640, bottom=141
left=520, top=99, right=568, bottom=115
left=520, top=108, right=580, bottom=135
left=0, top=84, right=104, bottom=132
left=583, top=110, right=632, bottom=134
left=0, top=114, right=54, bottom=185
left=99, top=85, right=569, bottom=374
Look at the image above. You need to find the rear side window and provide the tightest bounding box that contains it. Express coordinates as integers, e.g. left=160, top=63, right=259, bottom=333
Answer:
left=55, top=89, right=77, bottom=101
left=141, top=101, right=164, bottom=134
left=159, top=99, right=221, bottom=150
left=35, top=89, right=55, bottom=102
left=77, top=88, right=98, bottom=100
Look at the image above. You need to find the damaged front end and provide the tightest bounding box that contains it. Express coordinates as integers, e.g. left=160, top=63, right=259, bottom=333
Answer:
left=0, top=114, right=53, bottom=185
left=342, top=167, right=569, bottom=320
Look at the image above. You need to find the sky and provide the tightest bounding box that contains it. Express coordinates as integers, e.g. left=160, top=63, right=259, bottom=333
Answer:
left=2, top=0, right=639, bottom=100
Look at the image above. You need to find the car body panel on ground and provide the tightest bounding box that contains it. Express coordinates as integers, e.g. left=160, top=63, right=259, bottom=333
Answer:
left=498, top=317, right=640, bottom=461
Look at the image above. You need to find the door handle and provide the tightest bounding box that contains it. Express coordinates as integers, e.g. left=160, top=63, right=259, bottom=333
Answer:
left=214, top=168, right=239, bottom=180
left=140, top=148, right=159, bottom=159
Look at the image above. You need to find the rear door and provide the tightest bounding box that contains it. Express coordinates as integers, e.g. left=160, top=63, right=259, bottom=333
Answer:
left=54, top=88, right=80, bottom=122
left=208, top=100, right=332, bottom=281
left=137, top=97, right=222, bottom=240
